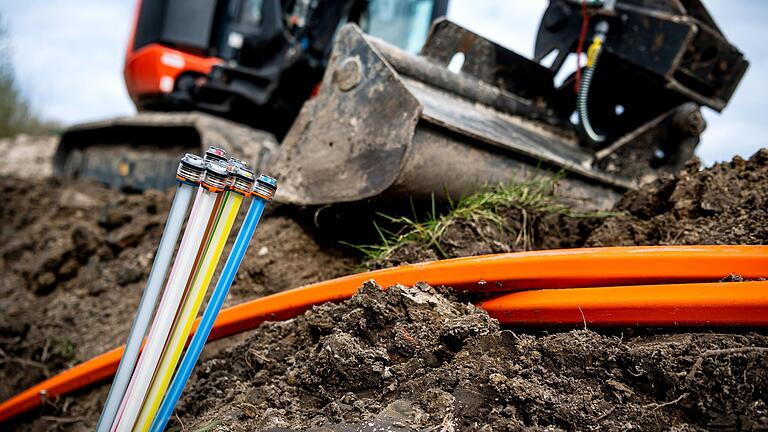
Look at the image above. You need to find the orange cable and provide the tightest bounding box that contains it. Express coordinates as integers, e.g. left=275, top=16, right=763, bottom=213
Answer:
left=478, top=280, right=768, bottom=327
left=1, top=245, right=766, bottom=423
left=205, top=245, right=768, bottom=339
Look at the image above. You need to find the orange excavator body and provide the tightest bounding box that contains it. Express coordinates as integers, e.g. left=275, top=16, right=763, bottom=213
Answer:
left=124, top=43, right=220, bottom=103
left=122, top=0, right=222, bottom=106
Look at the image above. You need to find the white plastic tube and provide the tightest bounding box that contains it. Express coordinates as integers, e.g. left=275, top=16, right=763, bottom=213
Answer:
left=94, top=182, right=194, bottom=432
left=112, top=187, right=220, bottom=432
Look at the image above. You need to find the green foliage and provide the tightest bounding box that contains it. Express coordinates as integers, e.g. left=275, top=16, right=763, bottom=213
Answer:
left=347, top=176, right=617, bottom=265
left=0, top=16, right=60, bottom=137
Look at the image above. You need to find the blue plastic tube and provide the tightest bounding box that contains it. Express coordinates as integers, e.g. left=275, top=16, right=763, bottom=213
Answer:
left=149, top=195, right=269, bottom=432
left=95, top=182, right=195, bottom=432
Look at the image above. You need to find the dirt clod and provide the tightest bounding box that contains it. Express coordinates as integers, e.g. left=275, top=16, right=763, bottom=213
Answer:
left=168, top=283, right=768, bottom=431
left=588, top=150, right=768, bottom=246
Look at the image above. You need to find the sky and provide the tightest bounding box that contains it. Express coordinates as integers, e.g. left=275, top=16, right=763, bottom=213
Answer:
left=0, top=0, right=766, bottom=165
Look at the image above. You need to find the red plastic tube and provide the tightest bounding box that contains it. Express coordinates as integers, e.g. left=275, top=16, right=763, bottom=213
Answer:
left=1, top=245, right=766, bottom=423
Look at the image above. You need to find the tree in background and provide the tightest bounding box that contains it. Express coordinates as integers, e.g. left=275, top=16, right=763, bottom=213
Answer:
left=0, top=14, right=59, bottom=137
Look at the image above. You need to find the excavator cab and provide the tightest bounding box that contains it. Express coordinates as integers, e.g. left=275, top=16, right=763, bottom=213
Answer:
left=125, top=0, right=448, bottom=137
left=56, top=0, right=448, bottom=191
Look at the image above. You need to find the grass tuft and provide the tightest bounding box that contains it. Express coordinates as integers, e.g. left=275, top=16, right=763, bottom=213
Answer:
left=346, top=176, right=617, bottom=265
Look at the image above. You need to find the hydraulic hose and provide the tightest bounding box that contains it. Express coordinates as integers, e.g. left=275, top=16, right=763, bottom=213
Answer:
left=149, top=175, right=277, bottom=432
left=1, top=246, right=767, bottom=424
left=112, top=152, right=230, bottom=432
left=134, top=165, right=257, bottom=432
left=95, top=154, right=204, bottom=432
left=577, top=20, right=608, bottom=146
left=477, top=280, right=768, bottom=327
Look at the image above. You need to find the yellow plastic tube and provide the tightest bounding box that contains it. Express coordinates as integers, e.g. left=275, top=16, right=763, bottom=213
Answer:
left=134, top=191, right=243, bottom=431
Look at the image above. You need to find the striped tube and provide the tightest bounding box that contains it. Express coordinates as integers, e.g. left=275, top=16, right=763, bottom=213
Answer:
left=113, top=186, right=222, bottom=432
left=134, top=190, right=244, bottom=431
left=149, top=175, right=276, bottom=432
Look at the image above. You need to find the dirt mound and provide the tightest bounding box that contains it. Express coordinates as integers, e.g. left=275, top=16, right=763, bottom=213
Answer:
left=0, top=176, right=355, bottom=404
left=375, top=149, right=768, bottom=270
left=167, top=282, right=768, bottom=431
left=588, top=149, right=768, bottom=246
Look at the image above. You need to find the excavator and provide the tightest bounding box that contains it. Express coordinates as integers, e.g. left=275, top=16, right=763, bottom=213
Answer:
left=53, top=0, right=747, bottom=210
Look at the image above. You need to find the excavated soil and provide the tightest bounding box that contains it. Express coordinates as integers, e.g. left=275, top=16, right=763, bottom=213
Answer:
left=150, top=283, right=768, bottom=431
left=587, top=149, right=768, bottom=246
left=2, top=148, right=768, bottom=431
left=0, top=177, right=355, bottom=406
left=376, top=149, right=768, bottom=269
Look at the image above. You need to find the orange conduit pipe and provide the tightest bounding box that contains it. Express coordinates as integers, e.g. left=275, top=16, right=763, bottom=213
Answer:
left=1, top=245, right=767, bottom=423
left=477, top=280, right=768, bottom=327
left=204, top=245, right=768, bottom=339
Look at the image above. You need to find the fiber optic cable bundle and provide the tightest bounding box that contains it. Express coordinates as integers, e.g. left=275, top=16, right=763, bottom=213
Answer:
left=110, top=149, right=226, bottom=431
left=150, top=174, right=277, bottom=432
left=95, top=153, right=206, bottom=432
left=134, top=161, right=258, bottom=431
left=97, top=145, right=277, bottom=432
left=112, top=149, right=231, bottom=432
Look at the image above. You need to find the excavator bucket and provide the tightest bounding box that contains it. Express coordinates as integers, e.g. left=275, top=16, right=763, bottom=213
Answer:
left=53, top=112, right=278, bottom=191
left=272, top=18, right=723, bottom=210
left=274, top=22, right=640, bottom=210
